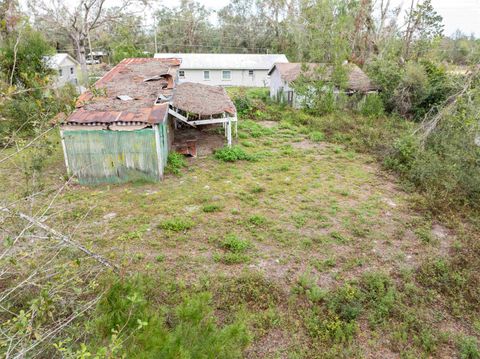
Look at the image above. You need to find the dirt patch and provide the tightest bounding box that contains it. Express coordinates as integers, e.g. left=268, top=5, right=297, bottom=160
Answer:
left=173, top=127, right=226, bottom=156
left=245, top=329, right=290, bottom=359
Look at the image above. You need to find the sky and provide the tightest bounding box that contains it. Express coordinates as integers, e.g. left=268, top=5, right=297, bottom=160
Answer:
left=165, top=0, right=480, bottom=37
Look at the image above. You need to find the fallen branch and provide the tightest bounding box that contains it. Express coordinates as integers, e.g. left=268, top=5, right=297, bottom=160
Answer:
left=0, top=207, right=118, bottom=273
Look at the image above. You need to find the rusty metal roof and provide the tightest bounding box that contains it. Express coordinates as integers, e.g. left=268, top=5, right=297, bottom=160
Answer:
left=65, top=58, right=181, bottom=126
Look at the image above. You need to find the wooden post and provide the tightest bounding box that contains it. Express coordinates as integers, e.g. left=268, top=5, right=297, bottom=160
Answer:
left=227, top=119, right=232, bottom=147
left=59, top=128, right=71, bottom=176
left=154, top=124, right=163, bottom=180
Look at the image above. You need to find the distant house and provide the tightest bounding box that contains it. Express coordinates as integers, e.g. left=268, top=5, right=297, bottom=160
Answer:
left=154, top=53, right=289, bottom=87
left=45, top=53, right=81, bottom=88
left=59, top=58, right=237, bottom=185
left=268, top=62, right=378, bottom=108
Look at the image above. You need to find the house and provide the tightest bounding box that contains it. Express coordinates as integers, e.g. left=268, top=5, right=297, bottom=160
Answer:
left=45, top=53, right=81, bottom=88
left=154, top=53, right=289, bottom=87
left=59, top=58, right=237, bottom=185
left=268, top=62, right=378, bottom=108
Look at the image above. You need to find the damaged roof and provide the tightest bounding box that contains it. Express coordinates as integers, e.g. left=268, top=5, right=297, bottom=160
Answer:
left=268, top=62, right=379, bottom=92
left=65, top=58, right=181, bottom=126
left=172, top=82, right=236, bottom=116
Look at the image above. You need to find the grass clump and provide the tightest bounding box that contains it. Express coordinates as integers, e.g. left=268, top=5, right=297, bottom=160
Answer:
left=214, top=234, right=251, bottom=264
left=158, top=217, right=194, bottom=232
left=214, top=146, right=253, bottom=162
left=221, top=234, right=250, bottom=253
left=309, top=131, right=325, bottom=142
left=457, top=336, right=480, bottom=359
left=248, top=215, right=267, bottom=226
left=202, top=204, right=222, bottom=213
left=165, top=152, right=187, bottom=175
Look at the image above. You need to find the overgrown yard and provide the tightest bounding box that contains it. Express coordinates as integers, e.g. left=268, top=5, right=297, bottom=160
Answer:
left=1, top=104, right=479, bottom=358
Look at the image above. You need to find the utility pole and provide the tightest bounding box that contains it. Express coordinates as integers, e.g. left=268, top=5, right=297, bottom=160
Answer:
left=153, top=15, right=158, bottom=53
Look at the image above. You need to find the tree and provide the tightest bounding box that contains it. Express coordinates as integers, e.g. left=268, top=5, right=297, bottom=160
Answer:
left=153, top=0, right=214, bottom=53
left=28, top=0, right=147, bottom=81
left=403, top=0, right=444, bottom=59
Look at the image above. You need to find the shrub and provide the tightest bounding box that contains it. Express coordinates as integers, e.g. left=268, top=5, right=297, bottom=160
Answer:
left=358, top=94, right=385, bottom=118
left=214, top=146, right=253, bottom=162
left=84, top=277, right=251, bottom=358
left=165, top=152, right=187, bottom=175
left=158, top=218, right=194, bottom=232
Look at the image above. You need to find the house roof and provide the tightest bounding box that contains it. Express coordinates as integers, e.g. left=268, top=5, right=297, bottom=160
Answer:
left=154, top=53, right=289, bottom=70
left=65, top=58, right=181, bottom=126
left=268, top=62, right=379, bottom=92
left=45, top=53, right=80, bottom=68
left=172, top=82, right=236, bottom=116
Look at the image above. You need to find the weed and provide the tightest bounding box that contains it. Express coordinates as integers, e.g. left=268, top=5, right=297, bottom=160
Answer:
left=330, top=231, right=349, bottom=244
left=214, top=146, right=253, bottom=162
left=213, top=252, right=250, bottom=265
left=458, top=336, right=480, bottom=359
left=241, top=141, right=255, bottom=147
left=312, top=257, right=337, bottom=272
left=221, top=234, right=250, bottom=253
left=158, top=218, right=194, bottom=232
left=202, top=204, right=222, bottom=213
left=309, top=131, right=325, bottom=142
left=155, top=254, right=165, bottom=263
left=250, top=185, right=265, bottom=194
left=165, top=152, right=187, bottom=175
left=248, top=215, right=267, bottom=226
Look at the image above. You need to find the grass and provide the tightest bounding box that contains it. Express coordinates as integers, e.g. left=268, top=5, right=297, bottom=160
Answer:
left=1, top=89, right=478, bottom=358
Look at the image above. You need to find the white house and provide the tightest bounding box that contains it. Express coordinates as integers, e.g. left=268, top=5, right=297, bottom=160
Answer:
left=45, top=53, right=81, bottom=88
left=154, top=53, right=289, bottom=87
left=268, top=62, right=379, bottom=108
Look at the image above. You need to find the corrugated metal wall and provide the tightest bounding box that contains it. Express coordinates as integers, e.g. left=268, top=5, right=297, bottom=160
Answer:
left=63, top=125, right=168, bottom=185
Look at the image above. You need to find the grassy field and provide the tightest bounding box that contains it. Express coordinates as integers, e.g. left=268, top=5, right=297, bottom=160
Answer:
left=1, top=97, right=479, bottom=358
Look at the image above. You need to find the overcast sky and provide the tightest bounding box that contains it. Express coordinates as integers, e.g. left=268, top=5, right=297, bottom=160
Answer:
left=163, top=0, right=479, bottom=37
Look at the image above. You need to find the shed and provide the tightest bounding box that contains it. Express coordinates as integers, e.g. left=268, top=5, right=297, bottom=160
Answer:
left=60, top=58, right=237, bottom=185
left=154, top=53, right=289, bottom=87
left=268, top=62, right=378, bottom=108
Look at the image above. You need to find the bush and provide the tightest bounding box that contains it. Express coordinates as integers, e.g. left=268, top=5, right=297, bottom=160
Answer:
left=214, top=146, right=253, bottom=162
left=87, top=277, right=251, bottom=358
left=358, top=94, right=385, bottom=118
left=165, top=152, right=187, bottom=175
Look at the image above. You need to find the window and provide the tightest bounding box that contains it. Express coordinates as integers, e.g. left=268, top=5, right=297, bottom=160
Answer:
left=248, top=70, right=254, bottom=76
left=70, top=67, right=74, bottom=75
left=59, top=69, right=63, bottom=77
left=179, top=70, right=185, bottom=79
left=203, top=70, right=210, bottom=80
left=222, top=70, right=231, bottom=80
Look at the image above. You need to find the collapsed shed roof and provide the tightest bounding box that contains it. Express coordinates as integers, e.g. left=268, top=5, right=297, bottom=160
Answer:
left=172, top=82, right=236, bottom=116
left=66, top=58, right=181, bottom=126
left=268, top=62, right=379, bottom=92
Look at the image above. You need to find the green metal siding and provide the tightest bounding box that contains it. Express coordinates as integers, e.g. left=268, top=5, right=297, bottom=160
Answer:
left=63, top=126, right=167, bottom=185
